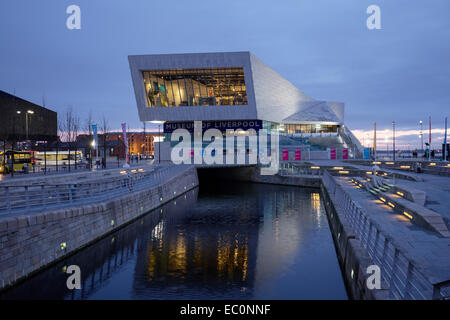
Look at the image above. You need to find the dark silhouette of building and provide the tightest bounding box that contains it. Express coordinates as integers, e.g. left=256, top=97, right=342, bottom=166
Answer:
left=0, top=90, right=57, bottom=146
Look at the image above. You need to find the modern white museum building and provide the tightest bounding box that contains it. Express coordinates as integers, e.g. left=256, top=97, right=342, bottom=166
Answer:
left=128, top=51, right=363, bottom=162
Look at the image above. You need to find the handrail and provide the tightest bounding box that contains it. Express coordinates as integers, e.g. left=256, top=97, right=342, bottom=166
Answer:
left=322, top=169, right=437, bottom=300
left=0, top=165, right=192, bottom=215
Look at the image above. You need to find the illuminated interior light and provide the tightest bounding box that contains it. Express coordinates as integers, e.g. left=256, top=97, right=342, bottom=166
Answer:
left=131, top=169, right=137, bottom=173
left=351, top=269, right=354, bottom=279
left=311, top=166, right=320, bottom=169
left=366, top=171, right=372, bottom=175
left=373, top=161, right=381, bottom=165
left=388, top=202, right=395, bottom=208
left=160, top=197, right=163, bottom=201
left=338, top=170, right=349, bottom=174
left=396, top=191, right=404, bottom=197
left=400, top=165, right=410, bottom=169
left=333, top=166, right=344, bottom=170
left=403, top=211, right=413, bottom=219
left=429, top=163, right=436, bottom=166
left=60, top=242, right=67, bottom=250
left=379, top=197, right=386, bottom=202
left=385, top=162, right=394, bottom=165
left=120, top=170, right=127, bottom=174
left=111, top=220, right=115, bottom=226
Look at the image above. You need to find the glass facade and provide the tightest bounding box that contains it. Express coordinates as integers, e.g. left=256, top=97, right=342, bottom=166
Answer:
left=284, top=124, right=338, bottom=134
left=143, top=68, right=247, bottom=107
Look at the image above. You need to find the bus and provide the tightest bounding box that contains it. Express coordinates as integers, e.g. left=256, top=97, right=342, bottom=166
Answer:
left=34, top=151, right=84, bottom=166
left=0, top=150, right=32, bottom=174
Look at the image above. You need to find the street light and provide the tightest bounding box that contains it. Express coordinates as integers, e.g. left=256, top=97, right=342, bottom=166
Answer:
left=25, top=110, right=34, bottom=142
left=419, top=120, right=423, bottom=152
left=392, top=121, right=396, bottom=161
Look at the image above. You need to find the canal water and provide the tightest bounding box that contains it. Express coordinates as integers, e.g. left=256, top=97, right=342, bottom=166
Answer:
left=1, top=181, right=348, bottom=300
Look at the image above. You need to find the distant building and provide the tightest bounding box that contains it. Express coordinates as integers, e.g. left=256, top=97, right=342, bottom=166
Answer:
left=0, top=90, right=58, bottom=146
left=76, top=132, right=162, bottom=158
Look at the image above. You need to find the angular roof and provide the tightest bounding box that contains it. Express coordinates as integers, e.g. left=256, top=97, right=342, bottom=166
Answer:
left=282, top=101, right=342, bottom=124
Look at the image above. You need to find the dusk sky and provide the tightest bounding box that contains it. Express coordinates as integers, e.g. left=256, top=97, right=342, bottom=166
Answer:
left=1, top=0, right=449, bottom=149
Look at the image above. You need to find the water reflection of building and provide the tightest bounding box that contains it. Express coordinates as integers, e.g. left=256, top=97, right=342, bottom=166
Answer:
left=132, top=185, right=260, bottom=299
left=0, top=189, right=199, bottom=300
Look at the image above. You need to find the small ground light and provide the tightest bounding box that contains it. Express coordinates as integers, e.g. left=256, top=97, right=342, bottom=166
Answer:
left=111, top=220, right=115, bottom=226
left=60, top=242, right=67, bottom=250
left=403, top=211, right=413, bottom=219
left=160, top=197, right=163, bottom=201
left=62, top=266, right=67, bottom=273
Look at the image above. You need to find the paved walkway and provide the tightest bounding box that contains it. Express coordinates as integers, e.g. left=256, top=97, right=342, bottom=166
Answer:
left=311, top=160, right=450, bottom=221
left=336, top=176, right=450, bottom=286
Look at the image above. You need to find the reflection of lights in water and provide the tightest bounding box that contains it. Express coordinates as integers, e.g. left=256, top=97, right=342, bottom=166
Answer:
left=217, top=235, right=249, bottom=280
left=275, top=218, right=279, bottom=242
left=151, top=221, right=164, bottom=240
left=169, top=235, right=187, bottom=272
left=311, top=193, right=320, bottom=211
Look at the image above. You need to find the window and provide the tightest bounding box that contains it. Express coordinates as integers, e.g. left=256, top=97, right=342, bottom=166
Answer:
left=142, top=68, right=247, bottom=107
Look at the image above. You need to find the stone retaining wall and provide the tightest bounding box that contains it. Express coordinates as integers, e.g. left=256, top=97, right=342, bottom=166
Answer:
left=0, top=166, right=198, bottom=292
left=320, top=183, right=389, bottom=300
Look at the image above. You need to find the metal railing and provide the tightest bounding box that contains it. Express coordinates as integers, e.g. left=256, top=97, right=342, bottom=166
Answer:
left=0, top=165, right=192, bottom=216
left=322, top=169, right=437, bottom=300
left=279, top=163, right=323, bottom=176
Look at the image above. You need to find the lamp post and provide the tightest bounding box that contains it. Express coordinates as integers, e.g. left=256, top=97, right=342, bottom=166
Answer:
left=25, top=110, right=34, bottom=142
left=158, top=124, right=161, bottom=163
left=419, top=120, right=423, bottom=152
left=392, top=121, right=396, bottom=161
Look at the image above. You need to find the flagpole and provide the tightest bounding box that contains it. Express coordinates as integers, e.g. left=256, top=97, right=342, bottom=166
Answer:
left=444, top=117, right=448, bottom=162
left=373, top=122, right=377, bottom=160
left=428, top=116, right=431, bottom=161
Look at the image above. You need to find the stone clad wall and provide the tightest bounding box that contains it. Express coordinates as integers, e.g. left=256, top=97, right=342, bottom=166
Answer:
left=0, top=166, right=199, bottom=292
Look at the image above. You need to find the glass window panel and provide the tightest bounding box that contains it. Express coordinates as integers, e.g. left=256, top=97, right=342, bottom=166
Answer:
left=142, top=67, right=247, bottom=107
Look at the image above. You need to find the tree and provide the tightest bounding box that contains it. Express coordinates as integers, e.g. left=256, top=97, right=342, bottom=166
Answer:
left=83, top=110, right=94, bottom=165
left=58, top=106, right=80, bottom=170
left=100, top=114, right=109, bottom=164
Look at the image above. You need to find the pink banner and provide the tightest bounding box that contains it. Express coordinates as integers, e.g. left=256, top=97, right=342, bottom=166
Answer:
left=295, top=148, right=301, bottom=161
left=330, top=148, right=336, bottom=160
left=282, top=149, right=289, bottom=161
left=342, top=148, right=348, bottom=160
